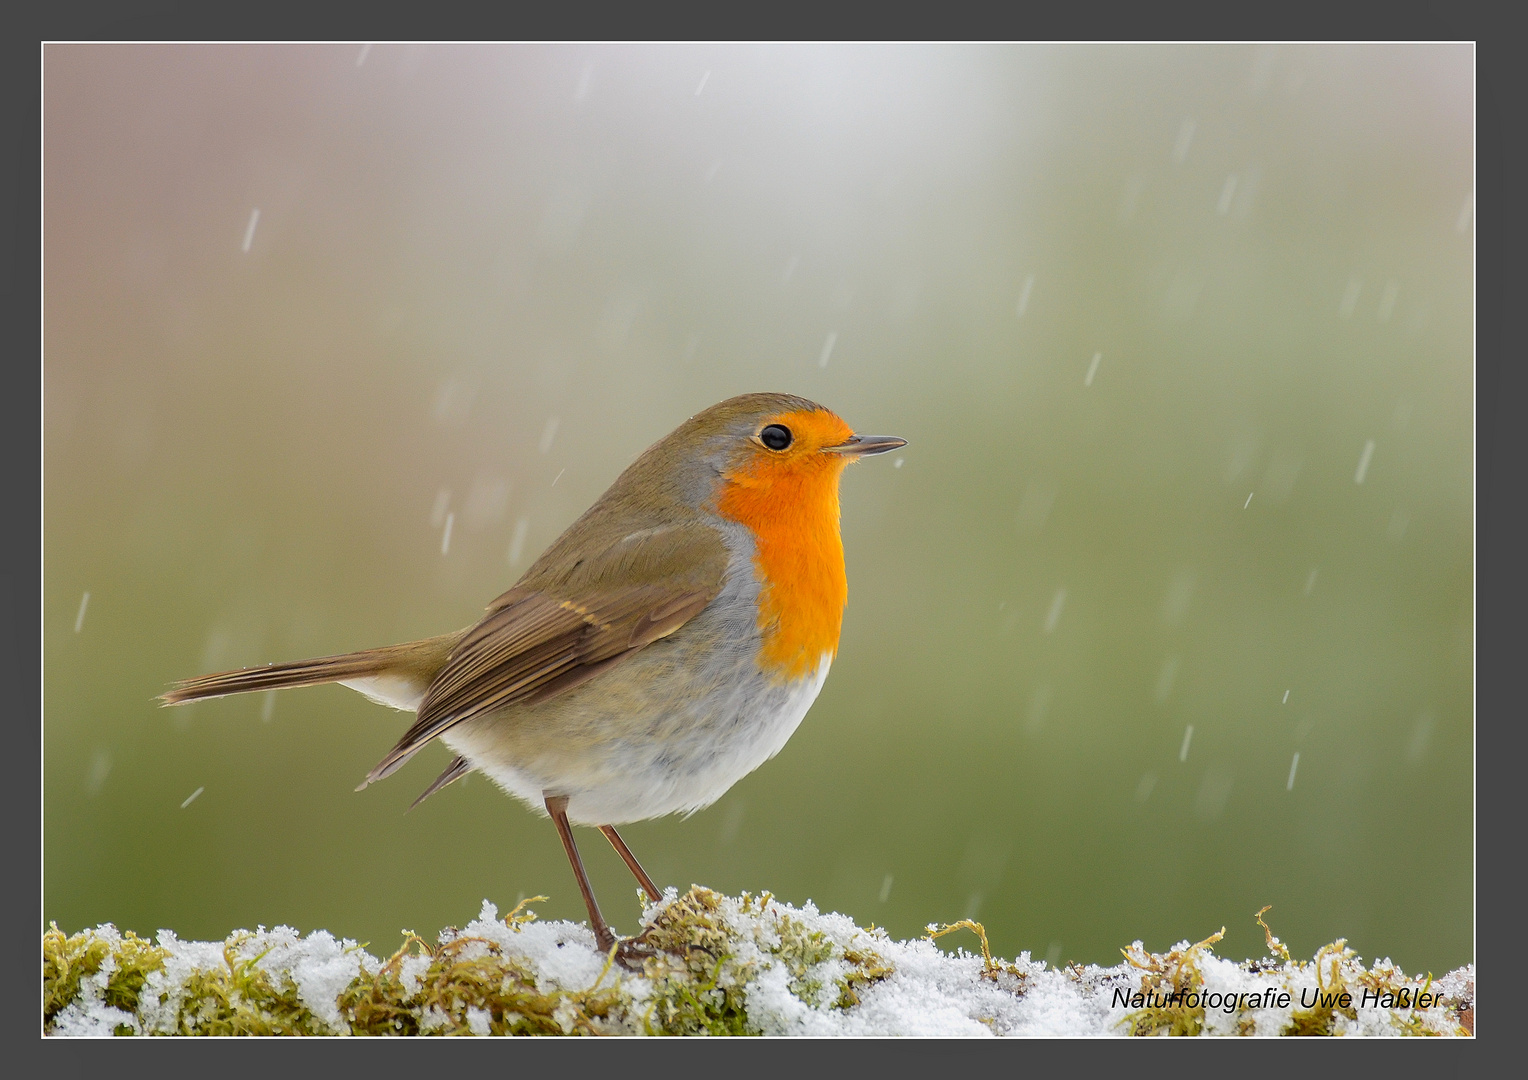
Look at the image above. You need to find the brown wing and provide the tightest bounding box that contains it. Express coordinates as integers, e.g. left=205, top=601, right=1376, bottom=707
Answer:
left=360, top=522, right=729, bottom=787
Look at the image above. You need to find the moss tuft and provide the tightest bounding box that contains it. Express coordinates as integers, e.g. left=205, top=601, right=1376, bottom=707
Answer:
left=631, top=886, right=894, bottom=1033
left=169, top=936, right=334, bottom=1036
left=1119, top=926, right=1226, bottom=1036
left=339, top=894, right=626, bottom=1036
left=44, top=921, right=169, bottom=1031
left=633, top=886, right=755, bottom=1035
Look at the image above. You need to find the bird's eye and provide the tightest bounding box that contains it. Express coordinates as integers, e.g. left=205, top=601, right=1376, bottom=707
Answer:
left=759, top=424, right=793, bottom=451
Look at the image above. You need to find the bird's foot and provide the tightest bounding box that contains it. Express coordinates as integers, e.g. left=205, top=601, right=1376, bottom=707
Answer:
left=594, top=930, right=658, bottom=973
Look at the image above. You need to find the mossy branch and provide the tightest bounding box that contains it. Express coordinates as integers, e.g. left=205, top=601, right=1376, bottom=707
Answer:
left=43, top=890, right=1473, bottom=1037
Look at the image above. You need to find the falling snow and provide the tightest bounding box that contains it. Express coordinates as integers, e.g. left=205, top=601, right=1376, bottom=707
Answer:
left=1377, top=281, right=1399, bottom=322
left=1043, top=589, right=1066, bottom=634
left=1015, top=275, right=1035, bottom=318
left=1216, top=175, right=1238, bottom=214
left=86, top=749, right=112, bottom=796
left=1172, top=118, right=1196, bottom=163
left=507, top=517, right=530, bottom=566
left=1354, top=440, right=1376, bottom=485
left=430, top=489, right=451, bottom=528
left=1455, top=192, right=1473, bottom=233
left=1340, top=277, right=1362, bottom=318
left=818, top=332, right=837, bottom=368
left=539, top=416, right=560, bottom=455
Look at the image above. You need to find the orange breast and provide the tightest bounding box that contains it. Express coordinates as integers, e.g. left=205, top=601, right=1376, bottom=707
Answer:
left=716, top=409, right=853, bottom=682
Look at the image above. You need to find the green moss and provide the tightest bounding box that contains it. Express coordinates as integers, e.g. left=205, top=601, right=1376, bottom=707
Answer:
left=635, top=887, right=755, bottom=1035
left=1118, top=926, right=1226, bottom=1036
left=340, top=895, right=627, bottom=1036
left=43, top=921, right=168, bottom=1031
left=928, top=918, right=1004, bottom=979
left=42, top=888, right=894, bottom=1037
left=1282, top=938, right=1359, bottom=1036
left=770, top=912, right=836, bottom=1006
left=43, top=896, right=631, bottom=1037
left=345, top=934, right=622, bottom=1035
left=170, top=936, right=335, bottom=1036
left=838, top=941, right=897, bottom=1008
left=754, top=892, right=894, bottom=1014
left=623, top=887, right=894, bottom=1033
left=1116, top=908, right=1472, bottom=1038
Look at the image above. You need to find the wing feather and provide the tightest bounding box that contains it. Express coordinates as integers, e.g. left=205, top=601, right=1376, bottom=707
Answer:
left=360, top=522, right=728, bottom=786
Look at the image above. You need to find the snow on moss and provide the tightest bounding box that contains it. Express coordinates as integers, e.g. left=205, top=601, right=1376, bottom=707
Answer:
left=42, top=888, right=1473, bottom=1037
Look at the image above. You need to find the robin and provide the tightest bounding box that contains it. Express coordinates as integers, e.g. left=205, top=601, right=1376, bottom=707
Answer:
left=160, top=392, right=905, bottom=964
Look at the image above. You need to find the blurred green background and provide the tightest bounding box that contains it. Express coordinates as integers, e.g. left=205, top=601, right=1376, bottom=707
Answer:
left=45, top=44, right=1472, bottom=975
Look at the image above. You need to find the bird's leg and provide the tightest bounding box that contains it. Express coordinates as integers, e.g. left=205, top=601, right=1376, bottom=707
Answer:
left=598, top=824, right=661, bottom=903
left=595, top=825, right=666, bottom=963
left=544, top=794, right=617, bottom=954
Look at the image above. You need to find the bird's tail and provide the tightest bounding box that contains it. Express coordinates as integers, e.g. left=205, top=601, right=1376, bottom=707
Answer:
left=157, top=631, right=464, bottom=710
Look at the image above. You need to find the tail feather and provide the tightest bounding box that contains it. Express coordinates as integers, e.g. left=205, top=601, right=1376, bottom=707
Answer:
left=407, top=754, right=472, bottom=809
left=157, top=632, right=464, bottom=707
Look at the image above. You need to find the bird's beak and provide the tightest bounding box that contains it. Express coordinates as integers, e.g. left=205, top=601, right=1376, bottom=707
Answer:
left=822, top=434, right=908, bottom=457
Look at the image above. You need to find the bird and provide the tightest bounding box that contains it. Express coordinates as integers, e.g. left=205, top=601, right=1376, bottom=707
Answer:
left=159, top=392, right=906, bottom=964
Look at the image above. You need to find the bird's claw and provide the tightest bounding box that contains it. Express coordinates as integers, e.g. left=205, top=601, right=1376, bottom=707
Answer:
left=598, top=929, right=659, bottom=972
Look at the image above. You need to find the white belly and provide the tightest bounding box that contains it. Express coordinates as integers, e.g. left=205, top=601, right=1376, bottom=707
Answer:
left=439, top=656, right=831, bottom=825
